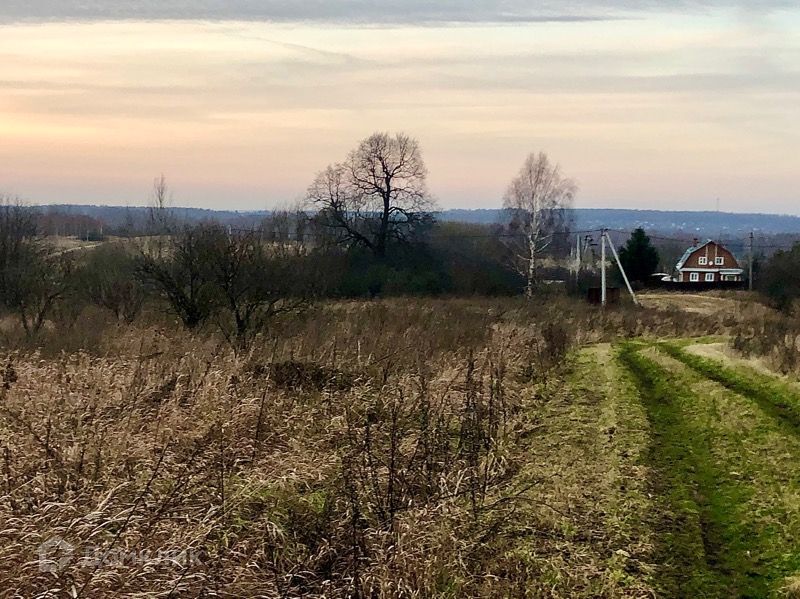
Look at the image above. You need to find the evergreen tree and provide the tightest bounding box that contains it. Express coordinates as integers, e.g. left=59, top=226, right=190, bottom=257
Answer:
left=619, top=228, right=660, bottom=283
left=759, top=243, right=800, bottom=312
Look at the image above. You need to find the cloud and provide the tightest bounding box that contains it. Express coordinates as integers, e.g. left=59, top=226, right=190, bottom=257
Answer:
left=0, top=0, right=793, bottom=25
left=1, top=9, right=798, bottom=211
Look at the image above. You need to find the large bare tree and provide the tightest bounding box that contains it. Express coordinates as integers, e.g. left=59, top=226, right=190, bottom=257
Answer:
left=503, top=152, right=576, bottom=297
left=306, top=132, right=435, bottom=258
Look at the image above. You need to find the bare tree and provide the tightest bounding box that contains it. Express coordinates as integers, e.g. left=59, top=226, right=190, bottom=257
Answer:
left=306, top=132, right=435, bottom=258
left=4, top=248, right=75, bottom=336
left=502, top=152, right=576, bottom=297
left=135, top=225, right=217, bottom=329
left=81, top=243, right=146, bottom=323
left=148, top=174, right=174, bottom=235
left=0, top=198, right=37, bottom=282
left=0, top=199, right=76, bottom=336
left=260, top=204, right=309, bottom=244
left=136, top=220, right=314, bottom=344
left=205, top=224, right=313, bottom=350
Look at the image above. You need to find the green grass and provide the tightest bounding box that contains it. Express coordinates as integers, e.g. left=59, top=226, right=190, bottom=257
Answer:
left=619, top=341, right=800, bottom=598
left=617, top=343, right=737, bottom=597
left=565, top=345, right=657, bottom=595
left=658, top=342, right=800, bottom=432
left=480, top=344, right=661, bottom=597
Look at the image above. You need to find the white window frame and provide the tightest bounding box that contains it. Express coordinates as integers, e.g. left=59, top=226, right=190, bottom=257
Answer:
left=715, top=257, right=724, bottom=266
left=698, top=256, right=708, bottom=265
left=690, top=272, right=700, bottom=282
left=705, top=273, right=715, bottom=282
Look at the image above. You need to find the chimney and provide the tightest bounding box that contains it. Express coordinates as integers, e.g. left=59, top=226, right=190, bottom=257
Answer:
left=693, top=238, right=699, bottom=247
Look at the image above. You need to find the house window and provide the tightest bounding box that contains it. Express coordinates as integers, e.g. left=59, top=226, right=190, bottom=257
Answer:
left=715, top=257, right=724, bottom=266
left=705, top=273, right=715, bottom=282
left=690, top=272, right=700, bottom=282
left=698, top=257, right=708, bottom=265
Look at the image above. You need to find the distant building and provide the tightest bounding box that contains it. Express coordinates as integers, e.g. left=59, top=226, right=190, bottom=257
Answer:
left=675, top=240, right=744, bottom=283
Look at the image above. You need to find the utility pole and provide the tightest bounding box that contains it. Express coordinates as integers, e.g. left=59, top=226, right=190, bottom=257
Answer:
left=604, top=230, right=639, bottom=306
left=749, top=231, right=754, bottom=291
left=601, top=228, right=607, bottom=306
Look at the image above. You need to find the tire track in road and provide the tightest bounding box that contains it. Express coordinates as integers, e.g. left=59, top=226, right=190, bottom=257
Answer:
left=617, top=343, right=735, bottom=598
left=658, top=342, right=800, bottom=435
left=620, top=341, right=800, bottom=598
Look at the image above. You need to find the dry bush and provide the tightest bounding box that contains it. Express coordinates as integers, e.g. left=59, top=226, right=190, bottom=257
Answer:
left=732, top=313, right=800, bottom=375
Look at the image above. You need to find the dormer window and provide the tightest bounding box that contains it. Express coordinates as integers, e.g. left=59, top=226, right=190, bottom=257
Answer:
left=698, top=257, right=708, bottom=265
left=715, top=257, right=724, bottom=266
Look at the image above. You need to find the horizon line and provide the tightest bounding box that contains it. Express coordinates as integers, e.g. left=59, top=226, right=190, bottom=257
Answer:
left=27, top=202, right=800, bottom=219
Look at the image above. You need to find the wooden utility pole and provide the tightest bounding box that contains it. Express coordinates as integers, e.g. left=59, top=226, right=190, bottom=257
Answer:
left=572, top=233, right=582, bottom=284
left=604, top=231, right=639, bottom=306
left=601, top=229, right=607, bottom=306
left=749, top=231, right=754, bottom=291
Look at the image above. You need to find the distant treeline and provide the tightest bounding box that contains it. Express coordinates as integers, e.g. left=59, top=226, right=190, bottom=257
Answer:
left=34, top=205, right=800, bottom=239
left=442, top=208, right=800, bottom=236
left=3, top=202, right=800, bottom=358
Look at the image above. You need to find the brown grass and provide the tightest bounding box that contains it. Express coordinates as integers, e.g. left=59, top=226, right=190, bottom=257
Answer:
left=0, top=295, right=766, bottom=597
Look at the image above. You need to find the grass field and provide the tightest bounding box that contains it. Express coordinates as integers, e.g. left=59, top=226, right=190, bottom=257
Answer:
left=2, top=293, right=800, bottom=597
left=616, top=339, right=800, bottom=597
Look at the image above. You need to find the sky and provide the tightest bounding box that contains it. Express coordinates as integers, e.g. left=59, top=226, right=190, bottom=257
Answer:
left=0, top=1, right=798, bottom=213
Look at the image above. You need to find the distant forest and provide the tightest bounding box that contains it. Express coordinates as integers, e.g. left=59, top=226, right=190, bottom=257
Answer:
left=36, top=204, right=800, bottom=238
left=440, top=208, right=800, bottom=237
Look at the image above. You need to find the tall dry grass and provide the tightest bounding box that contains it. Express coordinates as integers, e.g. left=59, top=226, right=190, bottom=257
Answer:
left=0, top=295, right=754, bottom=597
left=731, top=306, right=800, bottom=375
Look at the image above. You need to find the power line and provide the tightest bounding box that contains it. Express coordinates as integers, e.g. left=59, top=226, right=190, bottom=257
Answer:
left=227, top=222, right=800, bottom=250
left=606, top=228, right=800, bottom=250
left=229, top=226, right=604, bottom=241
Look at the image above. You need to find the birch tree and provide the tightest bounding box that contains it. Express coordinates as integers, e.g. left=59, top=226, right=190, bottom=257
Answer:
left=503, top=152, right=576, bottom=297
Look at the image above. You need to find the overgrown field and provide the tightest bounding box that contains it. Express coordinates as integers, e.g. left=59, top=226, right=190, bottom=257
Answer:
left=2, top=294, right=800, bottom=597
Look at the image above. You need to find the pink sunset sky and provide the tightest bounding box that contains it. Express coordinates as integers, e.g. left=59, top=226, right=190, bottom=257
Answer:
left=0, top=1, right=798, bottom=213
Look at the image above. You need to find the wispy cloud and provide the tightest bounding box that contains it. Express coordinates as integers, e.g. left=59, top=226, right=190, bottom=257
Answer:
left=0, top=8, right=798, bottom=211
left=1, top=0, right=793, bottom=25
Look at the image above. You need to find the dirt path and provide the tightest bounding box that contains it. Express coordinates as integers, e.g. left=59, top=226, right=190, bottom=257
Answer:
left=638, top=292, right=739, bottom=315
left=617, top=340, right=800, bottom=596
left=51, top=242, right=102, bottom=256
left=685, top=341, right=800, bottom=389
